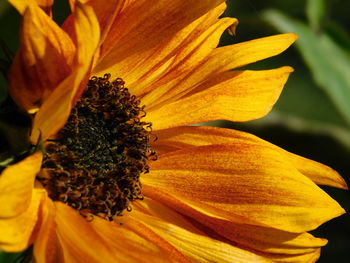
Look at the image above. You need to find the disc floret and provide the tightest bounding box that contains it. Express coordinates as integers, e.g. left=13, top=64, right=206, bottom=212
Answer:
left=38, top=74, right=155, bottom=221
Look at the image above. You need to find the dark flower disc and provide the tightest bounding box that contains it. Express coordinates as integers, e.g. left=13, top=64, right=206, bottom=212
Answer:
left=37, top=74, right=156, bottom=221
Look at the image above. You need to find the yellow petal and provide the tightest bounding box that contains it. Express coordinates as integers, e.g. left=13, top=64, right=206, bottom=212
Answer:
left=142, top=33, right=296, bottom=110
left=143, top=143, right=344, bottom=233
left=153, top=126, right=348, bottom=189
left=8, top=0, right=54, bottom=16
left=264, top=249, right=321, bottom=263
left=130, top=198, right=271, bottom=263
left=93, top=0, right=226, bottom=79
left=141, top=188, right=327, bottom=262
left=0, top=153, right=42, bottom=218
left=0, top=189, right=45, bottom=252
left=281, top=151, right=348, bottom=189
left=65, top=0, right=122, bottom=47
left=8, top=4, right=75, bottom=111
left=54, top=202, right=188, bottom=263
left=137, top=15, right=237, bottom=103
left=31, top=2, right=100, bottom=142
left=145, top=67, right=293, bottom=130
left=208, top=33, right=297, bottom=72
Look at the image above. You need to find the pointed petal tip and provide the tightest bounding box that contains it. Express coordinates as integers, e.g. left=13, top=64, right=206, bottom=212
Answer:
left=281, top=65, right=294, bottom=73
left=340, top=178, right=349, bottom=190
left=280, top=32, right=298, bottom=43
left=227, top=18, right=239, bottom=36
left=333, top=176, right=349, bottom=190
left=288, top=32, right=298, bottom=41
left=275, top=32, right=298, bottom=48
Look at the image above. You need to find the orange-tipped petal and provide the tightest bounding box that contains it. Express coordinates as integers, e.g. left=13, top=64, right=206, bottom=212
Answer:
left=0, top=189, right=45, bottom=252
left=145, top=67, right=293, bottom=130
left=0, top=153, right=42, bottom=218
left=8, top=4, right=75, bottom=111
left=31, top=2, right=100, bottom=142
left=143, top=143, right=344, bottom=233
left=153, top=126, right=348, bottom=189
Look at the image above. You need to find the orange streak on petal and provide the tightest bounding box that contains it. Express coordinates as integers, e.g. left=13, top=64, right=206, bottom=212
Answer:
left=33, top=194, right=63, bottom=263
left=153, top=126, right=348, bottom=190
left=131, top=199, right=271, bottom=263
left=31, top=67, right=85, bottom=142
left=141, top=33, right=296, bottom=111
left=143, top=143, right=345, bottom=233
left=133, top=14, right=237, bottom=103
left=93, top=0, right=226, bottom=80
left=142, top=187, right=325, bottom=261
left=282, top=151, right=348, bottom=190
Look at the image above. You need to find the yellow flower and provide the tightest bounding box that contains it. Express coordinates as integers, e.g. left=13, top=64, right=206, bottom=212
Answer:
left=0, top=0, right=347, bottom=262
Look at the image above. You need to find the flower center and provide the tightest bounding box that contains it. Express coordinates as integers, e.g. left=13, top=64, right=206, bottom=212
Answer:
left=37, top=74, right=155, bottom=221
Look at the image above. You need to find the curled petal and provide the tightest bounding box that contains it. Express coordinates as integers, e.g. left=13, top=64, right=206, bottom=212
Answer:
left=8, top=4, right=75, bottom=111
left=31, top=2, right=100, bottom=142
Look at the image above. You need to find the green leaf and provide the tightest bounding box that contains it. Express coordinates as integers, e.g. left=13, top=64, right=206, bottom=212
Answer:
left=306, top=0, right=326, bottom=31
left=0, top=248, right=33, bottom=263
left=263, top=9, right=350, bottom=127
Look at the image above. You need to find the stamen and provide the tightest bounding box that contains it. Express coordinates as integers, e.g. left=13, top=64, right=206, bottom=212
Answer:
left=37, top=74, right=156, bottom=221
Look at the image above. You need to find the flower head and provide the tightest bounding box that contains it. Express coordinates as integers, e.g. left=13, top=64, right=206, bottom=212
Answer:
left=0, top=0, right=347, bottom=262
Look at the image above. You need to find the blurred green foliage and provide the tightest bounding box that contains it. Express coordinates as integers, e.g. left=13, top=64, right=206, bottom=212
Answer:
left=307, top=0, right=326, bottom=32
left=264, top=9, right=350, bottom=128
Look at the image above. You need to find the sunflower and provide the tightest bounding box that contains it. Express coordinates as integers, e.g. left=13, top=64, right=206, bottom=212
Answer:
left=0, top=0, right=347, bottom=262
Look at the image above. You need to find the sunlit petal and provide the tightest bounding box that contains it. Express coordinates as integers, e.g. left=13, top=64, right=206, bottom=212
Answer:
left=146, top=67, right=293, bottom=129
left=0, top=153, right=42, bottom=218
left=8, top=4, right=75, bottom=111
left=143, top=143, right=344, bottom=233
